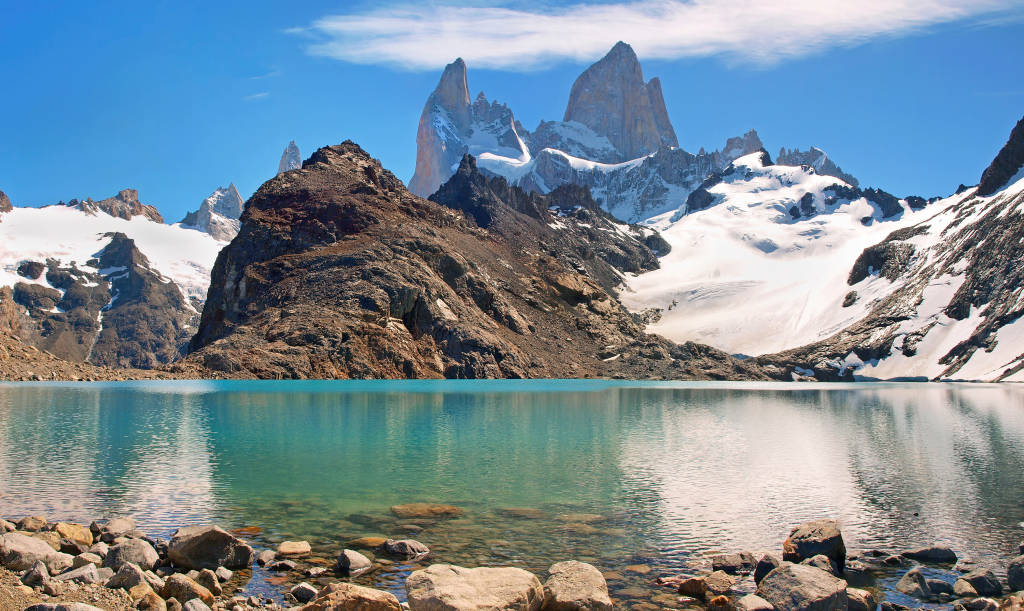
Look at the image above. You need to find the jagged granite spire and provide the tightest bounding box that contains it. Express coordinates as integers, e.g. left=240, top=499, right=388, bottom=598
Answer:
left=977, top=114, right=1024, bottom=196
left=180, top=184, right=245, bottom=241
left=409, top=58, right=473, bottom=198
left=278, top=141, right=302, bottom=175
left=563, top=42, right=678, bottom=160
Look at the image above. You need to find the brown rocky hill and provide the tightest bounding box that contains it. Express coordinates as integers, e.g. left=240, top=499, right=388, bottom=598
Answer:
left=183, top=141, right=777, bottom=380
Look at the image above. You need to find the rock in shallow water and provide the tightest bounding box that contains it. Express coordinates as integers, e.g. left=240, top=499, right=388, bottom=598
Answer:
left=384, top=538, right=429, bottom=557
left=783, top=519, right=847, bottom=572
left=1008, top=555, right=1024, bottom=591
left=168, top=525, right=254, bottom=569
left=391, top=503, right=464, bottom=520
left=846, top=587, right=875, bottom=611
left=755, top=554, right=782, bottom=585
left=337, top=549, right=373, bottom=577
left=713, top=552, right=757, bottom=575
left=277, top=540, right=312, bottom=557
left=902, top=546, right=957, bottom=564
left=895, top=567, right=931, bottom=600
left=955, top=569, right=1002, bottom=597
left=757, top=563, right=848, bottom=611
left=406, top=564, right=544, bottom=610
left=542, top=560, right=612, bottom=610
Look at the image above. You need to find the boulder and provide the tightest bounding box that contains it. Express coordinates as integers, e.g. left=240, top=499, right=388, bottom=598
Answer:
left=954, top=579, right=979, bottom=598
left=902, top=546, right=957, bottom=564
left=53, top=564, right=101, bottom=584
left=713, top=552, right=757, bottom=575
left=801, top=555, right=838, bottom=576
left=406, top=564, right=544, bottom=610
left=106, top=561, right=147, bottom=590
left=214, top=566, right=232, bottom=582
left=21, top=560, right=51, bottom=587
left=337, top=549, right=373, bottom=577
left=17, top=515, right=48, bottom=531
left=143, top=570, right=166, bottom=592
left=0, top=532, right=74, bottom=572
left=195, top=568, right=222, bottom=596
left=0, top=519, right=14, bottom=532
left=845, top=588, right=875, bottom=611
left=161, top=574, right=215, bottom=605
left=957, top=599, right=1000, bottom=611
left=290, top=582, right=318, bottom=603
left=54, top=522, right=93, bottom=547
left=678, top=576, right=708, bottom=598
left=166, top=598, right=183, bottom=611
left=59, top=539, right=89, bottom=556
left=256, top=549, right=276, bottom=566
left=33, top=531, right=63, bottom=551
left=73, top=553, right=102, bottom=568
left=927, top=578, right=954, bottom=596
left=736, top=594, right=775, bottom=611
left=104, top=538, right=159, bottom=571
left=182, top=600, right=212, bottom=611
left=956, top=569, right=1002, bottom=597
left=757, top=563, right=849, bottom=611
left=278, top=540, right=312, bottom=557
left=347, top=536, right=389, bottom=549
left=167, top=526, right=254, bottom=569
left=391, top=503, right=464, bottom=520
left=384, top=538, right=429, bottom=557
left=895, top=567, right=932, bottom=599
left=755, top=554, right=783, bottom=585
left=783, top=520, right=847, bottom=572
left=88, top=542, right=109, bottom=558
left=708, top=595, right=735, bottom=610
left=137, top=588, right=167, bottom=611
left=268, top=559, right=297, bottom=572
left=542, top=561, right=613, bottom=610
left=97, top=517, right=137, bottom=542
left=301, top=582, right=401, bottom=610
left=1008, top=555, right=1024, bottom=591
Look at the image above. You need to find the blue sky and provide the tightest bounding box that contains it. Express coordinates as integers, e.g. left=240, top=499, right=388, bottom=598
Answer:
left=2, top=1, right=1023, bottom=221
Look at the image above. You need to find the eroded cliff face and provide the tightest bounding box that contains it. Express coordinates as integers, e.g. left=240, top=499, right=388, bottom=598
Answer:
left=185, top=141, right=773, bottom=381
left=563, top=41, right=678, bottom=160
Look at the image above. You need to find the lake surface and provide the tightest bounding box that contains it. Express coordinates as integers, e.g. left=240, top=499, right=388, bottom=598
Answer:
left=1, top=380, right=1023, bottom=604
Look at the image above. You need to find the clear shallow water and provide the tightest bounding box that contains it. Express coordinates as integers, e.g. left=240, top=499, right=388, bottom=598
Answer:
left=1, top=380, right=1023, bottom=603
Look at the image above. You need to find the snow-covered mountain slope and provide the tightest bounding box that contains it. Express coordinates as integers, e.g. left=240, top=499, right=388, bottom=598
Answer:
left=1, top=202, right=222, bottom=301
left=0, top=195, right=225, bottom=368
left=620, top=152, right=935, bottom=356
left=410, top=43, right=859, bottom=223
left=767, top=117, right=1024, bottom=382
left=179, top=184, right=244, bottom=241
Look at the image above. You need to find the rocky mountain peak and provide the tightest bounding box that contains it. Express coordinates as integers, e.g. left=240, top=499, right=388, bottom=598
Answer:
left=563, top=41, right=679, bottom=160
left=70, top=189, right=163, bottom=223
left=432, top=58, right=471, bottom=123
left=179, top=183, right=245, bottom=241
left=977, top=114, right=1024, bottom=196
left=278, top=140, right=302, bottom=175
left=0, top=190, right=11, bottom=213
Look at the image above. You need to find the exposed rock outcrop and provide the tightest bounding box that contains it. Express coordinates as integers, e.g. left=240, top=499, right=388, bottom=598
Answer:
left=778, top=146, right=859, bottom=187
left=563, top=41, right=678, bottom=160
left=0, top=190, right=11, bottom=214
left=185, top=141, right=773, bottom=381
left=68, top=189, right=163, bottom=223
left=977, top=115, right=1024, bottom=196
left=278, top=140, right=302, bottom=175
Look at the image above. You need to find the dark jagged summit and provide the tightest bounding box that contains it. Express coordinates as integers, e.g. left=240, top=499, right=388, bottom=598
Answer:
left=184, top=141, right=772, bottom=380
left=977, top=114, right=1024, bottom=196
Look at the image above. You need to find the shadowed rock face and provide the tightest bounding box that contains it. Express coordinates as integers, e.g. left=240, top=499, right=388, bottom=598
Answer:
left=9, top=233, right=197, bottom=369
left=563, top=41, right=678, bottom=160
left=185, top=141, right=772, bottom=381
left=0, top=190, right=11, bottom=213
left=977, top=114, right=1024, bottom=196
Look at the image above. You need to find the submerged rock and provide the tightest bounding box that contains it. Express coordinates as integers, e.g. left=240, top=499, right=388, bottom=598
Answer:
left=902, top=546, right=957, bottom=564
left=277, top=540, right=312, bottom=557
left=391, top=503, right=464, bottom=520
left=167, top=526, right=254, bottom=569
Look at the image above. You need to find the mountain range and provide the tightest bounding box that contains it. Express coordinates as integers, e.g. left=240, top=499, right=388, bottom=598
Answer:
left=2, top=44, right=1023, bottom=382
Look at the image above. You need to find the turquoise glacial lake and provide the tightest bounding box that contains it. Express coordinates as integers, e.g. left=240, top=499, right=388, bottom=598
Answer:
left=1, top=380, right=1022, bottom=603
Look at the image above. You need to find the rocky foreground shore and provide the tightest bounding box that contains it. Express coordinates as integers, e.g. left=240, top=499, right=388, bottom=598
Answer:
left=2, top=512, right=1022, bottom=611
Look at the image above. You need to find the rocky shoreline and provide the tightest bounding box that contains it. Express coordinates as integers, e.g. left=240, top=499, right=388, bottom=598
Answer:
left=2, top=513, right=1022, bottom=611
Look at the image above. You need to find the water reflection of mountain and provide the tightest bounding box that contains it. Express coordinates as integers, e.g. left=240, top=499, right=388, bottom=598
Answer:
left=0, top=384, right=221, bottom=534
left=612, top=385, right=1024, bottom=564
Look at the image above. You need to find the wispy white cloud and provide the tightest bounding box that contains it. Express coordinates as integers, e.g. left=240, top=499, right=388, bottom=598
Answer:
left=249, top=70, right=281, bottom=80
left=243, top=92, right=270, bottom=101
left=293, top=0, right=1024, bottom=70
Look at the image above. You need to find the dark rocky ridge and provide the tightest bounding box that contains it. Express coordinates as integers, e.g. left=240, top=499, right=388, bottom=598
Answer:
left=184, top=141, right=774, bottom=380
left=6, top=233, right=197, bottom=369
left=977, top=114, right=1024, bottom=196
left=0, top=190, right=11, bottom=213
left=66, top=189, right=163, bottom=223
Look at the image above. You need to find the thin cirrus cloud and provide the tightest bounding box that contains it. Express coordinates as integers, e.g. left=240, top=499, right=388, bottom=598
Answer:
left=293, top=0, right=1024, bottom=70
